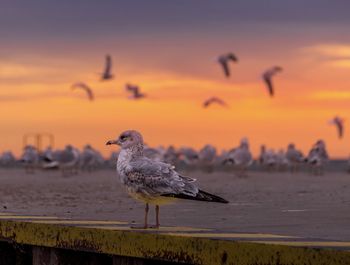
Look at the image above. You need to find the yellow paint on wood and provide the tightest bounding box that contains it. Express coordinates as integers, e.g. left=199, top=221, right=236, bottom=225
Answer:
left=30, top=220, right=128, bottom=225
left=165, top=232, right=298, bottom=239
left=0, top=215, right=59, bottom=220
left=84, top=225, right=211, bottom=232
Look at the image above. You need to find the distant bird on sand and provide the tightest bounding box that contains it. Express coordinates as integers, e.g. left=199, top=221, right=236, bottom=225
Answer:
left=125, top=84, right=146, bottom=99
left=262, top=66, right=283, bottom=97
left=106, top=130, right=228, bottom=229
left=100, top=54, right=114, bottom=81
left=329, top=116, right=344, bottom=139
left=71, top=82, right=94, bottom=101
left=203, top=97, right=228, bottom=108
left=218, top=53, right=238, bottom=78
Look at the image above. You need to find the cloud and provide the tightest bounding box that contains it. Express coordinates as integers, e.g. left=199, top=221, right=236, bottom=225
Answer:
left=310, top=90, right=350, bottom=100
left=0, top=63, right=52, bottom=78
left=302, top=44, right=350, bottom=68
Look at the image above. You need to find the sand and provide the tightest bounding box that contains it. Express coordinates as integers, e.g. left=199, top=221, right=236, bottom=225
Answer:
left=0, top=168, right=349, bottom=241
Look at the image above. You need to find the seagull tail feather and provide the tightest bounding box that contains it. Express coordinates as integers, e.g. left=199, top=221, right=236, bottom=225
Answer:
left=162, top=190, right=228, bottom=204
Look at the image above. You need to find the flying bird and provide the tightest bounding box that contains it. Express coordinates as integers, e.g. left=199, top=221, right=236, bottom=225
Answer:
left=329, top=116, right=344, bottom=139
left=218, top=53, right=238, bottom=78
left=125, top=83, right=146, bottom=99
left=101, top=54, right=114, bottom=81
left=203, top=97, right=228, bottom=108
left=106, top=130, right=228, bottom=229
left=262, top=66, right=283, bottom=97
left=71, top=82, right=94, bottom=101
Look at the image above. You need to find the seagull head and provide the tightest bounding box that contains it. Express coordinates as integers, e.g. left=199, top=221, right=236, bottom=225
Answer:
left=106, top=130, right=144, bottom=149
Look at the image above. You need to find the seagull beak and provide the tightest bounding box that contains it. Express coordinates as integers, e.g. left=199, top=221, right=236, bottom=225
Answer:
left=106, top=139, right=119, bottom=146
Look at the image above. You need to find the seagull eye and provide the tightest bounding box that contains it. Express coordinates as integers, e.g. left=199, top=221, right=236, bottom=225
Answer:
left=120, top=135, right=128, bottom=141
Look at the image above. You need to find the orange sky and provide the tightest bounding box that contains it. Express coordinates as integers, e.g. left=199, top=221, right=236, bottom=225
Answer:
left=1, top=39, right=350, bottom=158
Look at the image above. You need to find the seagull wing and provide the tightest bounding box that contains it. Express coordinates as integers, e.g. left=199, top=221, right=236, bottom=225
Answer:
left=227, top=53, right=238, bottom=62
left=203, top=98, right=212, bottom=108
left=71, top=83, right=94, bottom=101
left=214, top=97, right=227, bottom=106
left=104, top=55, right=112, bottom=75
left=125, top=84, right=136, bottom=93
left=336, top=120, right=343, bottom=138
left=84, top=87, right=94, bottom=101
left=127, top=158, right=198, bottom=197
left=220, top=60, right=230, bottom=77
left=127, top=158, right=228, bottom=203
left=263, top=75, right=274, bottom=97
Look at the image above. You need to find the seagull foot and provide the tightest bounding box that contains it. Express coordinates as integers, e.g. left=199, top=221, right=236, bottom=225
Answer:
left=148, top=224, right=160, bottom=229
left=130, top=225, right=148, bottom=229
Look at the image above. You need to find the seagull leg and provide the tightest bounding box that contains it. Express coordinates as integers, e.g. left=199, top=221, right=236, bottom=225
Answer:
left=147, top=205, right=160, bottom=229
left=130, top=203, right=149, bottom=229
left=155, top=205, right=160, bottom=228
left=144, top=203, right=149, bottom=228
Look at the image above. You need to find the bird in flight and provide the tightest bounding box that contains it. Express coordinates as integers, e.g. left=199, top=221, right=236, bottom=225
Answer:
left=218, top=52, right=238, bottom=78
left=71, top=82, right=94, bottom=101
left=203, top=97, right=228, bottom=108
left=262, top=66, right=283, bottom=97
left=125, top=83, right=146, bottom=99
left=100, top=54, right=114, bottom=81
left=106, top=130, right=228, bottom=229
left=330, top=116, right=344, bottom=139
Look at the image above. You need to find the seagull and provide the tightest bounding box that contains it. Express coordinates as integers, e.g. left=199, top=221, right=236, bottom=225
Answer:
left=306, top=140, right=329, bottom=175
left=262, top=66, right=283, bottom=97
left=125, top=83, right=146, bottom=99
left=285, top=143, right=304, bottom=173
left=203, top=97, right=228, bottom=108
left=101, top=54, right=114, bottom=81
left=71, top=82, right=94, bottom=101
left=329, top=116, right=344, bottom=139
left=218, top=53, right=238, bottom=78
left=223, top=138, right=253, bottom=177
left=106, top=130, right=228, bottom=229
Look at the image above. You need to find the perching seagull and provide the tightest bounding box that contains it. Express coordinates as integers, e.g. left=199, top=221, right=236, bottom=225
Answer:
left=106, top=130, right=228, bottom=229
left=262, top=66, right=283, bottom=97
left=125, top=83, right=146, bottom=99
left=218, top=53, right=238, bottom=78
left=71, top=82, right=94, bottom=101
left=203, top=97, right=228, bottom=108
left=330, top=116, right=344, bottom=139
left=101, top=54, right=114, bottom=81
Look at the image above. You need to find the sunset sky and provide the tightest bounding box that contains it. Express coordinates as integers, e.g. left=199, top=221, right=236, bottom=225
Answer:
left=1, top=0, right=350, bottom=158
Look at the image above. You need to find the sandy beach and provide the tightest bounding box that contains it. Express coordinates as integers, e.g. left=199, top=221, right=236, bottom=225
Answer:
left=0, top=168, right=349, bottom=241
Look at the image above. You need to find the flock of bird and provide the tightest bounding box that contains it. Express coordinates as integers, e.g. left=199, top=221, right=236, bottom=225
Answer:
left=69, top=53, right=282, bottom=104
left=68, top=53, right=344, bottom=139
left=0, top=130, right=340, bottom=228
left=70, top=54, right=146, bottom=101
left=0, top=136, right=346, bottom=177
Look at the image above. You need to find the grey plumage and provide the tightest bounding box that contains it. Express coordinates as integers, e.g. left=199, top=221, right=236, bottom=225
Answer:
left=121, top=157, right=199, bottom=199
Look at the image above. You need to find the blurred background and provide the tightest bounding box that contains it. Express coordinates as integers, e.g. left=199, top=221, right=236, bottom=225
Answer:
left=1, top=0, right=350, bottom=158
